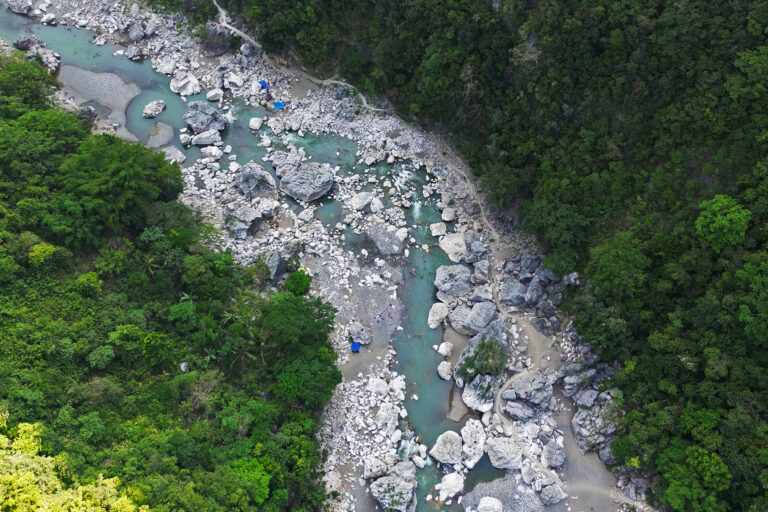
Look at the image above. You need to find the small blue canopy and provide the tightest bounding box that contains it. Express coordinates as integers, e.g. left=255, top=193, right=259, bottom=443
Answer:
left=258, top=80, right=270, bottom=90
left=273, top=102, right=285, bottom=110
left=350, top=342, right=361, bottom=353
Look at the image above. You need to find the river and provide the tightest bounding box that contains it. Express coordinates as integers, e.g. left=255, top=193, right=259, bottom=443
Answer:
left=0, top=5, right=632, bottom=512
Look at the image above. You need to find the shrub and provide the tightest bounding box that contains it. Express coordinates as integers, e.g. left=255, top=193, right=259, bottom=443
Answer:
left=283, top=270, right=312, bottom=295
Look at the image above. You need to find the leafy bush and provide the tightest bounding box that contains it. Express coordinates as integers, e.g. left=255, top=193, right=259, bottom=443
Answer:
left=457, top=337, right=506, bottom=383
left=283, top=270, right=312, bottom=295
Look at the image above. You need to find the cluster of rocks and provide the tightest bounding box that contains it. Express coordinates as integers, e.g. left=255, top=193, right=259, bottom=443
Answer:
left=9, top=0, right=654, bottom=509
left=499, top=251, right=580, bottom=336
left=11, top=34, right=60, bottom=73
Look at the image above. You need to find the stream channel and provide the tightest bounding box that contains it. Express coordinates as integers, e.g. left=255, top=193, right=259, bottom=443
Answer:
left=0, top=6, right=620, bottom=511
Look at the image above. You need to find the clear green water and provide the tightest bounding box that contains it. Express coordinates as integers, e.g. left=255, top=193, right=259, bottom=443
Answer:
left=0, top=7, right=503, bottom=508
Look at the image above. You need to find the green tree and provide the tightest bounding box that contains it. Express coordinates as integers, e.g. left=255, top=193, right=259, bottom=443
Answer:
left=695, top=195, right=752, bottom=253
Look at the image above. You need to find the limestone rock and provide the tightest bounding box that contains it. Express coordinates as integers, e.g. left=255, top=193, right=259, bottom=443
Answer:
left=170, top=72, right=201, bottom=96
left=279, top=162, right=335, bottom=202
left=485, top=437, right=523, bottom=470
left=500, top=370, right=553, bottom=408
left=449, top=302, right=497, bottom=335
left=428, top=303, right=450, bottom=329
left=350, top=191, right=373, bottom=211
left=202, top=21, right=230, bottom=56
left=363, top=456, right=390, bottom=479
left=477, top=497, right=503, bottom=512
left=249, top=117, right=263, bottom=130
left=436, top=472, right=464, bottom=502
left=348, top=321, right=373, bottom=345
left=184, top=101, right=227, bottom=133
left=437, top=342, right=453, bottom=357
left=142, top=99, right=165, bottom=118
left=160, top=146, right=186, bottom=164
left=234, top=162, right=277, bottom=199
left=461, top=419, right=486, bottom=469
left=434, top=265, right=472, bottom=303
left=439, top=232, right=467, bottom=263
left=539, top=483, right=567, bottom=505
left=462, top=374, right=497, bottom=413
left=542, top=441, right=566, bottom=469
left=499, top=279, right=526, bottom=306
left=366, top=222, right=404, bottom=255
left=430, top=222, right=447, bottom=237
left=370, top=475, right=415, bottom=512
left=437, top=361, right=453, bottom=380
left=429, top=430, right=462, bottom=465
left=206, top=88, right=224, bottom=101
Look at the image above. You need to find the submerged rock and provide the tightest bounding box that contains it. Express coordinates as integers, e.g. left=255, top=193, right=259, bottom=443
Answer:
left=279, top=162, right=335, bottom=202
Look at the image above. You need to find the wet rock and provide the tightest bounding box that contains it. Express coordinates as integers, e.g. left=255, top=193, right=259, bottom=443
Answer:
left=370, top=475, right=416, bottom=512
left=40, top=13, right=56, bottom=25
left=437, top=361, right=453, bottom=380
left=170, top=72, right=201, bottom=96
left=202, top=21, right=231, bottom=56
left=348, top=321, right=372, bottom=345
left=440, top=232, right=467, bottom=263
left=429, top=430, right=462, bottom=465
left=499, top=279, right=526, bottom=306
left=184, top=101, right=228, bottom=133
left=349, top=191, right=373, bottom=211
left=160, top=146, right=186, bottom=164
left=477, top=497, right=503, bottom=512
left=461, top=419, right=486, bottom=469
left=234, top=162, right=277, bottom=199
left=147, top=122, right=174, bottom=148
left=427, top=303, right=449, bottom=329
left=280, top=162, right=335, bottom=202
left=462, top=374, right=497, bottom=413
left=142, top=99, right=166, bottom=118
left=436, top=472, right=464, bottom=502
left=366, top=222, right=405, bottom=255
left=434, top=265, right=472, bottom=303
left=485, top=437, right=523, bottom=469
left=265, top=250, right=286, bottom=282
left=500, top=370, right=553, bottom=408
left=542, top=441, right=566, bottom=469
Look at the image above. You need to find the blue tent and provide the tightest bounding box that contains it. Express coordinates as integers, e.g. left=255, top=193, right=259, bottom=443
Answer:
left=273, top=102, right=285, bottom=110
left=350, top=342, right=361, bottom=353
left=258, top=80, right=270, bottom=91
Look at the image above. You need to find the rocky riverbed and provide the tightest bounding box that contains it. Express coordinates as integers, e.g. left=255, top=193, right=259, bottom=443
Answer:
left=2, top=1, right=656, bottom=510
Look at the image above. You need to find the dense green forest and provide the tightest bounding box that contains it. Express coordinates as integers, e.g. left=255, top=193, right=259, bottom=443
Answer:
left=152, top=0, right=768, bottom=510
left=0, top=54, right=340, bottom=511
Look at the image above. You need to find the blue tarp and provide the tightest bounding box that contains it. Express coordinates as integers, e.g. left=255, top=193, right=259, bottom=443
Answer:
left=273, top=102, right=285, bottom=110
left=259, top=80, right=270, bottom=90
left=350, top=342, right=361, bottom=353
